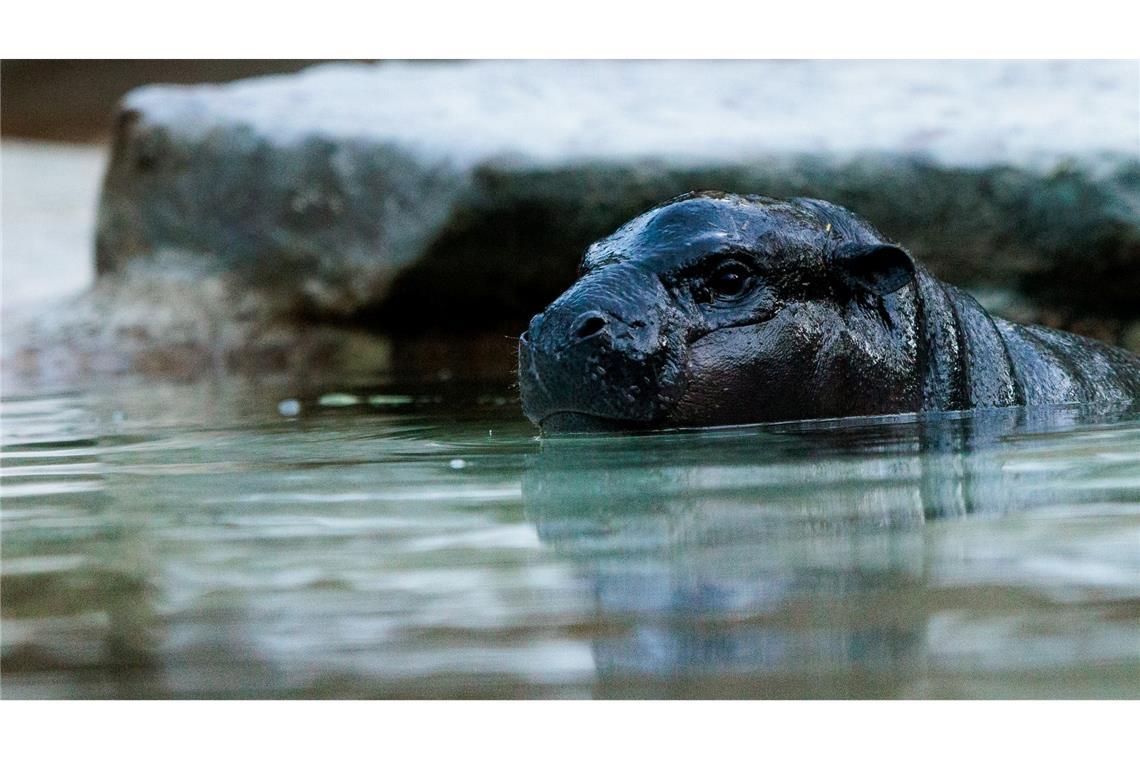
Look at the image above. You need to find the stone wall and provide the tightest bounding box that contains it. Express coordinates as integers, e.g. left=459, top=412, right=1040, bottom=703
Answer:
left=95, top=61, right=1140, bottom=342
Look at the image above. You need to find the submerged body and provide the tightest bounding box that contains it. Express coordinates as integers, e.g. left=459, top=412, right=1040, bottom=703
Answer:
left=518, top=192, right=1140, bottom=432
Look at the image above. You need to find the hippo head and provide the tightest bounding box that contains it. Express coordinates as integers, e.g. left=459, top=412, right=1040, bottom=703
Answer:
left=518, top=192, right=921, bottom=432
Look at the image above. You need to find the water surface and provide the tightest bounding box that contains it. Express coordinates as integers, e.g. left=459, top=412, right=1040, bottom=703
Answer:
left=2, top=377, right=1138, bottom=698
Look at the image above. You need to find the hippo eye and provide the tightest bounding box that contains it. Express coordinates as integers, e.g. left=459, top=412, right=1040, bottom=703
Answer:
left=707, top=262, right=752, bottom=299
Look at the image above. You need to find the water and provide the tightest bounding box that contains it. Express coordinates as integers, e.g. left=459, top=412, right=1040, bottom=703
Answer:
left=2, top=375, right=1139, bottom=699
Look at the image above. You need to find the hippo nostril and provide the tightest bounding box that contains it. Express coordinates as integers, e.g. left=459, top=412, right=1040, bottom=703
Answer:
left=572, top=313, right=608, bottom=340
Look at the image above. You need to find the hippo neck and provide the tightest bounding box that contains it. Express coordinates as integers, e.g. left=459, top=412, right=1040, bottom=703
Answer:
left=911, top=270, right=1022, bottom=412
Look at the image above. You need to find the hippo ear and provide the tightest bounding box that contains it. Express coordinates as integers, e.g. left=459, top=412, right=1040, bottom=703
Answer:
left=831, top=242, right=915, bottom=296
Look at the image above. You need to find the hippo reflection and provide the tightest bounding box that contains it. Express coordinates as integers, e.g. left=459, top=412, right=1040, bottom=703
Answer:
left=519, top=192, right=1140, bottom=433
left=521, top=406, right=1139, bottom=695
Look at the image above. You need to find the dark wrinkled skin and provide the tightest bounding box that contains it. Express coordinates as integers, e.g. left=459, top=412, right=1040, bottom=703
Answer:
left=518, top=192, right=1140, bottom=433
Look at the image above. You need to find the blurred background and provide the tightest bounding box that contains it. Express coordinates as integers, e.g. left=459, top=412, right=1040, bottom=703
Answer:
left=3, top=60, right=1139, bottom=392
left=2, top=61, right=324, bottom=142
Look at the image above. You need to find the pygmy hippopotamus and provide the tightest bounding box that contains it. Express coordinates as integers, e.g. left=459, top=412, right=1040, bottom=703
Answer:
left=518, top=192, right=1140, bottom=432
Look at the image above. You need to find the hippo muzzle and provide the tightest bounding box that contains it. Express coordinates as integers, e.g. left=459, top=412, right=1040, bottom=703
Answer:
left=518, top=264, right=687, bottom=431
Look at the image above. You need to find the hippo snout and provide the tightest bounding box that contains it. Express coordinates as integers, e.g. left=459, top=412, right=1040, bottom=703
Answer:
left=518, top=266, right=687, bottom=432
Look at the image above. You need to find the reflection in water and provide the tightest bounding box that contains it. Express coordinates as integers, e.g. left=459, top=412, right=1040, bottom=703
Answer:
left=2, top=384, right=591, bottom=698
left=2, top=384, right=1138, bottom=698
left=523, top=406, right=1140, bottom=697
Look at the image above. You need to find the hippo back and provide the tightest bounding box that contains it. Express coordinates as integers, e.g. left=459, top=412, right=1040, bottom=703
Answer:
left=913, top=269, right=1140, bottom=411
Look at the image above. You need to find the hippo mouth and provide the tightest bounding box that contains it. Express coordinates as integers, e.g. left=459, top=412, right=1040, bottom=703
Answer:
left=522, top=337, right=679, bottom=432
left=537, top=411, right=654, bottom=434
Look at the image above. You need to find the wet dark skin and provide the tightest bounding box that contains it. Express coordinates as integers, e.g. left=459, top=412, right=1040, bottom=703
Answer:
left=518, top=192, right=1140, bottom=433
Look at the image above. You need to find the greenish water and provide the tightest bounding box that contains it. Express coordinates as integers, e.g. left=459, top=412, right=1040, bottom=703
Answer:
left=2, top=377, right=1138, bottom=699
